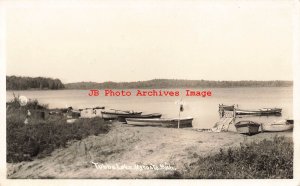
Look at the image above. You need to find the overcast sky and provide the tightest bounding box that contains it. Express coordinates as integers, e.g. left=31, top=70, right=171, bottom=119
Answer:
left=4, top=0, right=294, bottom=83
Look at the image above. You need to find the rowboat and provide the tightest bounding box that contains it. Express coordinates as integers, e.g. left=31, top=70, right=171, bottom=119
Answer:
left=259, top=108, right=282, bottom=114
left=125, top=117, right=193, bottom=128
left=234, top=121, right=261, bottom=135
left=118, top=113, right=162, bottom=123
left=261, top=119, right=294, bottom=132
left=101, top=110, right=142, bottom=120
left=235, top=108, right=282, bottom=116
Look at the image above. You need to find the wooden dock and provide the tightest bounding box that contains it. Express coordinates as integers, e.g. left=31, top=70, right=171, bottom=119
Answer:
left=212, top=117, right=235, bottom=132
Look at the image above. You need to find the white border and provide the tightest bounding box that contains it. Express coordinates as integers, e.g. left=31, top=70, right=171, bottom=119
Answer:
left=292, top=0, right=300, bottom=184
left=0, top=0, right=299, bottom=186
left=0, top=2, right=7, bottom=185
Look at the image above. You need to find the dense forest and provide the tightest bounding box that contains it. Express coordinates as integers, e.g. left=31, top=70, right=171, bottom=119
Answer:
left=65, top=79, right=293, bottom=89
left=6, top=76, right=65, bottom=90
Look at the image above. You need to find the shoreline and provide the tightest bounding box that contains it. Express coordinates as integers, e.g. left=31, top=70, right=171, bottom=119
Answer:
left=7, top=123, right=293, bottom=179
left=6, top=86, right=294, bottom=92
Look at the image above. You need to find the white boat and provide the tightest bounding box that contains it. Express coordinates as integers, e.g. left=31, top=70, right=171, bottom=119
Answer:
left=261, top=119, right=293, bottom=132
left=125, top=117, right=193, bottom=128
left=101, top=110, right=142, bottom=120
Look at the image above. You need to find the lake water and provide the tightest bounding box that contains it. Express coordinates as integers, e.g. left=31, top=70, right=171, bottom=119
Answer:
left=6, top=87, right=293, bottom=129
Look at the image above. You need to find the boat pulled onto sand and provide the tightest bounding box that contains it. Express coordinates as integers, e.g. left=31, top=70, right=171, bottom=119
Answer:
left=118, top=113, right=162, bottom=123
left=261, top=119, right=293, bottom=132
left=101, top=110, right=142, bottom=120
left=234, top=120, right=261, bottom=135
left=125, top=117, right=193, bottom=128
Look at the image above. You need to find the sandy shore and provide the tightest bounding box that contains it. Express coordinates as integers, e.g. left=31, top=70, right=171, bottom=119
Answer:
left=7, top=123, right=293, bottom=179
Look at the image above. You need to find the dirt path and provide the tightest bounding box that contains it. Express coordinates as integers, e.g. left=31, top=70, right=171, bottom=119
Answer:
left=7, top=123, right=293, bottom=178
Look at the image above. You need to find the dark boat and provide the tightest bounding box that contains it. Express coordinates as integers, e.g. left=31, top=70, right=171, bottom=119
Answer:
left=93, top=106, right=105, bottom=110
left=118, top=113, right=162, bottom=123
left=101, top=110, right=142, bottom=120
left=235, top=108, right=282, bottom=116
left=235, top=121, right=261, bottom=135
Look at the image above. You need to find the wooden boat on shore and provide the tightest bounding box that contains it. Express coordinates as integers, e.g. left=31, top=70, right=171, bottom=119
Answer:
left=118, top=113, right=162, bottom=123
left=261, top=119, right=294, bottom=132
left=234, top=121, right=261, bottom=135
left=235, top=108, right=282, bottom=116
left=125, top=117, right=193, bottom=128
left=101, top=110, right=142, bottom=120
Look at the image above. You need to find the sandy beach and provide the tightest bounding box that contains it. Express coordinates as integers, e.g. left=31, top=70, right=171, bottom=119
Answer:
left=7, top=122, right=293, bottom=179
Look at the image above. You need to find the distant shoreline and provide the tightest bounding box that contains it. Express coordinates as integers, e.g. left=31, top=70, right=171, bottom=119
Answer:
left=64, top=79, right=293, bottom=90
left=6, top=76, right=293, bottom=90
left=6, top=86, right=293, bottom=92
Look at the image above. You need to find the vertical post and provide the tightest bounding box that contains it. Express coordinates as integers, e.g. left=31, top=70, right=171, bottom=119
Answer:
left=177, top=98, right=183, bottom=129
left=178, top=108, right=181, bottom=129
left=233, top=107, right=236, bottom=118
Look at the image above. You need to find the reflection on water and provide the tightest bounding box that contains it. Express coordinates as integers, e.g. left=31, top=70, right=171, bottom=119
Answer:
left=6, top=87, right=293, bottom=128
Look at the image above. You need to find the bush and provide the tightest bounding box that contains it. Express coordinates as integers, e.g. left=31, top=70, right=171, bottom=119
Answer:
left=6, top=100, right=110, bottom=163
left=183, top=136, right=293, bottom=179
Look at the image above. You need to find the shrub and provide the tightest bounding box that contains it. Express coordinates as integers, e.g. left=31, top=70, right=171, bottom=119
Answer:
left=6, top=100, right=110, bottom=163
left=183, top=136, right=293, bottom=179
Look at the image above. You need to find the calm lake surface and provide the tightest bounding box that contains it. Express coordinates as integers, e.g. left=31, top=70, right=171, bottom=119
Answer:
left=6, top=87, right=293, bottom=128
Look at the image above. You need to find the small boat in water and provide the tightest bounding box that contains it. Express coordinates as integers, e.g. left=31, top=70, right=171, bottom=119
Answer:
left=125, top=117, right=193, bottom=128
left=118, top=113, right=162, bottom=123
left=101, top=110, right=142, bottom=120
left=261, top=119, right=293, bottom=132
left=235, top=108, right=282, bottom=116
left=234, top=120, right=261, bottom=135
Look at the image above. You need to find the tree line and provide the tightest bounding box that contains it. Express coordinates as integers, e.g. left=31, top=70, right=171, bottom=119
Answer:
left=6, top=76, right=65, bottom=90
left=6, top=76, right=292, bottom=90
left=65, top=79, right=293, bottom=89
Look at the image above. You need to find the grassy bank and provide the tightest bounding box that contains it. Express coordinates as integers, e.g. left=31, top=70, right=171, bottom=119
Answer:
left=179, top=136, right=293, bottom=179
left=7, top=122, right=293, bottom=178
left=6, top=98, right=110, bottom=163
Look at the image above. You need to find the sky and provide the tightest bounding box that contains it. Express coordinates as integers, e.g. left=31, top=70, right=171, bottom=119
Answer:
left=4, top=0, right=294, bottom=83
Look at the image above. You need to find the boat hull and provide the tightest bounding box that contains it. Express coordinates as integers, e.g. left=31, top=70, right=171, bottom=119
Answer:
left=101, top=111, right=142, bottom=120
left=261, top=120, right=294, bottom=132
left=235, top=108, right=282, bottom=116
left=235, top=121, right=260, bottom=135
left=125, top=117, right=193, bottom=128
left=118, top=113, right=162, bottom=122
left=262, top=124, right=293, bottom=132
